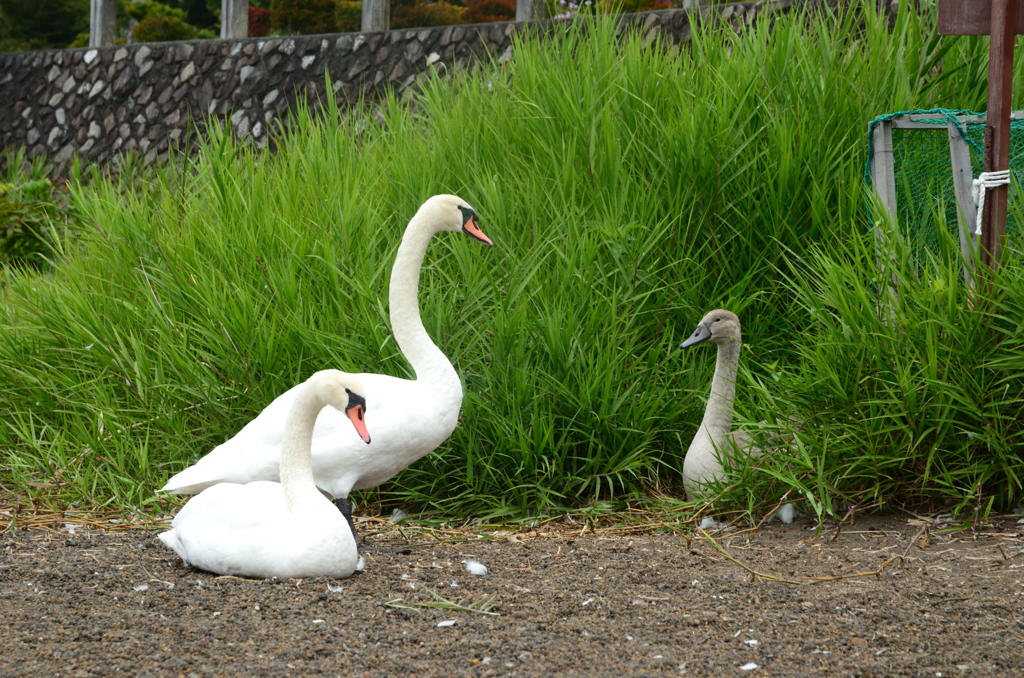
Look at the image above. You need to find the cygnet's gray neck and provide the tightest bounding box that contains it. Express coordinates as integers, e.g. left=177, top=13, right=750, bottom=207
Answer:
left=702, top=338, right=741, bottom=439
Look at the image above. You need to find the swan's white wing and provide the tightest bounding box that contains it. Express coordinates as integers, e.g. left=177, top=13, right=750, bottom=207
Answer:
left=159, top=384, right=305, bottom=493
left=160, top=372, right=461, bottom=498
left=159, top=482, right=358, bottom=579
left=164, top=483, right=288, bottom=569
left=313, top=372, right=460, bottom=494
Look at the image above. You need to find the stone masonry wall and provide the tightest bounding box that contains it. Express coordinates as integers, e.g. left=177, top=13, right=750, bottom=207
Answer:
left=0, top=1, right=886, bottom=174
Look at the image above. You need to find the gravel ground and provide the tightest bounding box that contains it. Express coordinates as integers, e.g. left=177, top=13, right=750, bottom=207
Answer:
left=2, top=515, right=1023, bottom=677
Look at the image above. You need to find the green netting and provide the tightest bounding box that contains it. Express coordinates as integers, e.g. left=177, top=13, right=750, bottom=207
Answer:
left=864, top=108, right=1024, bottom=263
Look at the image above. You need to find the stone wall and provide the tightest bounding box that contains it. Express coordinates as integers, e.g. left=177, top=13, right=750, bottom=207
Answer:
left=0, top=1, right=873, bottom=174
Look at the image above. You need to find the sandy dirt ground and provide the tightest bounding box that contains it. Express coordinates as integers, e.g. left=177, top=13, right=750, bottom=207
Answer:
left=2, top=514, right=1023, bottom=677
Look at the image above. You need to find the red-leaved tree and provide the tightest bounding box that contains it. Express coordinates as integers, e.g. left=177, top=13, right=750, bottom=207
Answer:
left=249, top=6, right=272, bottom=37
left=461, top=0, right=515, bottom=23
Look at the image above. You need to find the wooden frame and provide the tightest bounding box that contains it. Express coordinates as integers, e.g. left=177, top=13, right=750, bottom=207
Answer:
left=869, top=111, right=1023, bottom=287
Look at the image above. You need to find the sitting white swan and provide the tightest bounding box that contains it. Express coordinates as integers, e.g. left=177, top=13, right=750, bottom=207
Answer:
left=680, top=309, right=752, bottom=499
left=157, top=370, right=371, bottom=578
left=159, top=195, right=493, bottom=545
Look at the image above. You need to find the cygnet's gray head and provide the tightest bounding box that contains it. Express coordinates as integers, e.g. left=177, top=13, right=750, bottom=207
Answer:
left=680, top=309, right=741, bottom=349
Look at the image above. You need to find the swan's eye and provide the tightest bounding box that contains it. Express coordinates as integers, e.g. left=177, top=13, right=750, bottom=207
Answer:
left=714, top=317, right=721, bottom=322
left=347, top=392, right=367, bottom=412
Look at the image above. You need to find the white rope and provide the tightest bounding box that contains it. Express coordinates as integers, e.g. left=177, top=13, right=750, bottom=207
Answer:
left=971, top=170, right=1012, bottom=236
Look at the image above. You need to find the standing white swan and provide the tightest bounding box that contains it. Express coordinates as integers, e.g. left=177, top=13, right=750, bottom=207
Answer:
left=157, top=370, right=371, bottom=578
left=159, top=194, right=493, bottom=545
left=679, top=309, right=751, bottom=499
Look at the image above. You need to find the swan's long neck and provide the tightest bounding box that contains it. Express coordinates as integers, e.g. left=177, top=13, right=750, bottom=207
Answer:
left=389, top=214, right=458, bottom=386
left=279, top=386, right=324, bottom=513
left=702, top=337, right=741, bottom=444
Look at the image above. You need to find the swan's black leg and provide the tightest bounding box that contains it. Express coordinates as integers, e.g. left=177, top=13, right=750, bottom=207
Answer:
left=334, top=497, right=412, bottom=555
left=334, top=496, right=362, bottom=549
left=360, top=544, right=413, bottom=554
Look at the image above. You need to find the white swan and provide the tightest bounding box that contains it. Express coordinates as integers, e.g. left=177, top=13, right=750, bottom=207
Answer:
left=680, top=309, right=751, bottom=499
left=159, top=195, right=492, bottom=543
left=157, top=369, right=371, bottom=578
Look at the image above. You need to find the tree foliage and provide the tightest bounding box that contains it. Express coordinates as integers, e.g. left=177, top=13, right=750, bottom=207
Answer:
left=133, top=14, right=199, bottom=41
left=270, top=0, right=336, bottom=35
left=126, top=0, right=189, bottom=22
left=0, top=0, right=90, bottom=49
left=393, top=0, right=465, bottom=29
left=461, top=0, right=514, bottom=24
left=250, top=6, right=273, bottom=36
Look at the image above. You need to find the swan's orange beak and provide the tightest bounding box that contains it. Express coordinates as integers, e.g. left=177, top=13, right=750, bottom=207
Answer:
left=462, top=214, right=493, bottom=247
left=346, top=404, right=371, bottom=444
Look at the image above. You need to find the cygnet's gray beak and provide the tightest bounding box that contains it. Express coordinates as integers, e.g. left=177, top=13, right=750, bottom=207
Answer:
left=680, top=322, right=712, bottom=348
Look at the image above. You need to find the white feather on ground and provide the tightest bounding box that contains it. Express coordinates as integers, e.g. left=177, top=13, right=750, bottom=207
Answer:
left=777, top=502, right=799, bottom=524
left=462, top=559, right=487, bottom=576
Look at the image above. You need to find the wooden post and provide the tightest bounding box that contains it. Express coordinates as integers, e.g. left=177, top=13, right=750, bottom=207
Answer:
left=870, top=121, right=898, bottom=224
left=947, top=119, right=981, bottom=286
left=939, top=0, right=1024, bottom=274
left=870, top=120, right=899, bottom=319
left=981, top=0, right=1017, bottom=271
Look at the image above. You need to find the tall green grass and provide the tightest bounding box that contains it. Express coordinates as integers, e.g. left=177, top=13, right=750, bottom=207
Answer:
left=725, top=219, right=1024, bottom=519
left=1, top=3, right=1020, bottom=517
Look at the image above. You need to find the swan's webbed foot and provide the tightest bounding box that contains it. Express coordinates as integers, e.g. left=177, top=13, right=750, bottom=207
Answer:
left=334, top=497, right=412, bottom=554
